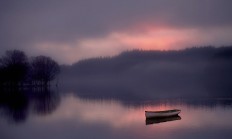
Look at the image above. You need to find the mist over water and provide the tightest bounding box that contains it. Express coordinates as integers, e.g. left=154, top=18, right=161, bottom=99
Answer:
left=60, top=47, right=232, bottom=100
left=1, top=47, right=232, bottom=139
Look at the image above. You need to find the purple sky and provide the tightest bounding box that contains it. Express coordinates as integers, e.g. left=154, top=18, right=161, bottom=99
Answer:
left=1, top=0, right=232, bottom=64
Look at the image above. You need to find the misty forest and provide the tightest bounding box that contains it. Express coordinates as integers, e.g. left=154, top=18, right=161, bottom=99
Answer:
left=1, top=46, right=232, bottom=99
left=59, top=46, right=232, bottom=100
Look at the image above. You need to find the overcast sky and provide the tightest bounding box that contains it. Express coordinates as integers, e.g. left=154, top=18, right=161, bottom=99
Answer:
left=1, top=0, right=232, bottom=64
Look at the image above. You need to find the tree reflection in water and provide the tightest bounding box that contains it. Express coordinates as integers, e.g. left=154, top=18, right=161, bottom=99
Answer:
left=0, top=88, right=60, bottom=124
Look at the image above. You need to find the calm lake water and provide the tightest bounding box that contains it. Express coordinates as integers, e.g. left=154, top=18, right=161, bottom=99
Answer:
left=1, top=90, right=232, bottom=139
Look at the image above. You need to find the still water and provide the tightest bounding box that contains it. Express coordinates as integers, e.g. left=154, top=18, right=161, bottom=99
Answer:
left=1, top=91, right=232, bottom=139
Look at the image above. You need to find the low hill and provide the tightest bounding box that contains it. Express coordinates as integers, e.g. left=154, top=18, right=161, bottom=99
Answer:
left=60, top=46, right=232, bottom=100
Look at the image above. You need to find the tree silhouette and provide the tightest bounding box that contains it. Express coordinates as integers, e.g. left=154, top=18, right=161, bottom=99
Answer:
left=30, top=56, right=60, bottom=86
left=0, top=50, right=29, bottom=86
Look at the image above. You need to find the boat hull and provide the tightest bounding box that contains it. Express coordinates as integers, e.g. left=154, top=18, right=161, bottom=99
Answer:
left=145, top=109, right=181, bottom=118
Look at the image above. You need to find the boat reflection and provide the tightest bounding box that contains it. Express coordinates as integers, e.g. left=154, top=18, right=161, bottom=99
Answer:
left=146, top=115, right=181, bottom=125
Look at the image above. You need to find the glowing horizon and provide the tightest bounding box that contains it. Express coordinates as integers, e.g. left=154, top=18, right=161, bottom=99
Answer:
left=1, top=0, right=232, bottom=64
left=32, top=25, right=232, bottom=64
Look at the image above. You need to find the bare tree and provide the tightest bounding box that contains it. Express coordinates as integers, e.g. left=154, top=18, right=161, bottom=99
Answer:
left=31, top=56, right=60, bottom=86
left=0, top=50, right=29, bottom=86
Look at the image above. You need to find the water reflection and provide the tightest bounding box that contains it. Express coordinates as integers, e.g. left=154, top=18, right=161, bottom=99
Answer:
left=146, top=115, right=181, bottom=125
left=0, top=90, right=29, bottom=123
left=1, top=92, right=232, bottom=139
left=31, top=89, right=60, bottom=116
left=0, top=88, right=60, bottom=124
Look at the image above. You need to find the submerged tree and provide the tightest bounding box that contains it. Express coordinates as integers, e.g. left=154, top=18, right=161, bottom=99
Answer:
left=30, top=56, right=60, bottom=86
left=0, top=50, right=29, bottom=86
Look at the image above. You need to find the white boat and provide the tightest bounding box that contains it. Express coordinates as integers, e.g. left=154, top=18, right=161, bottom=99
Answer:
left=145, top=109, right=181, bottom=118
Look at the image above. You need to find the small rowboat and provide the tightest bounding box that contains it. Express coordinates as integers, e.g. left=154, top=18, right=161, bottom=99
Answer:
left=145, top=109, right=181, bottom=118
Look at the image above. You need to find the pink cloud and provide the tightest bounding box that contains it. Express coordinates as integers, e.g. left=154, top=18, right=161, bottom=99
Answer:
left=32, top=26, right=232, bottom=64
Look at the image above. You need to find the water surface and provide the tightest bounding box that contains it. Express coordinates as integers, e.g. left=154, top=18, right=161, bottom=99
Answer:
left=1, top=91, right=232, bottom=139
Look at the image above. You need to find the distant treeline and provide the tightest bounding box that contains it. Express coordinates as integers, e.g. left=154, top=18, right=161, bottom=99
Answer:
left=0, top=50, right=60, bottom=87
left=61, top=46, right=232, bottom=99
